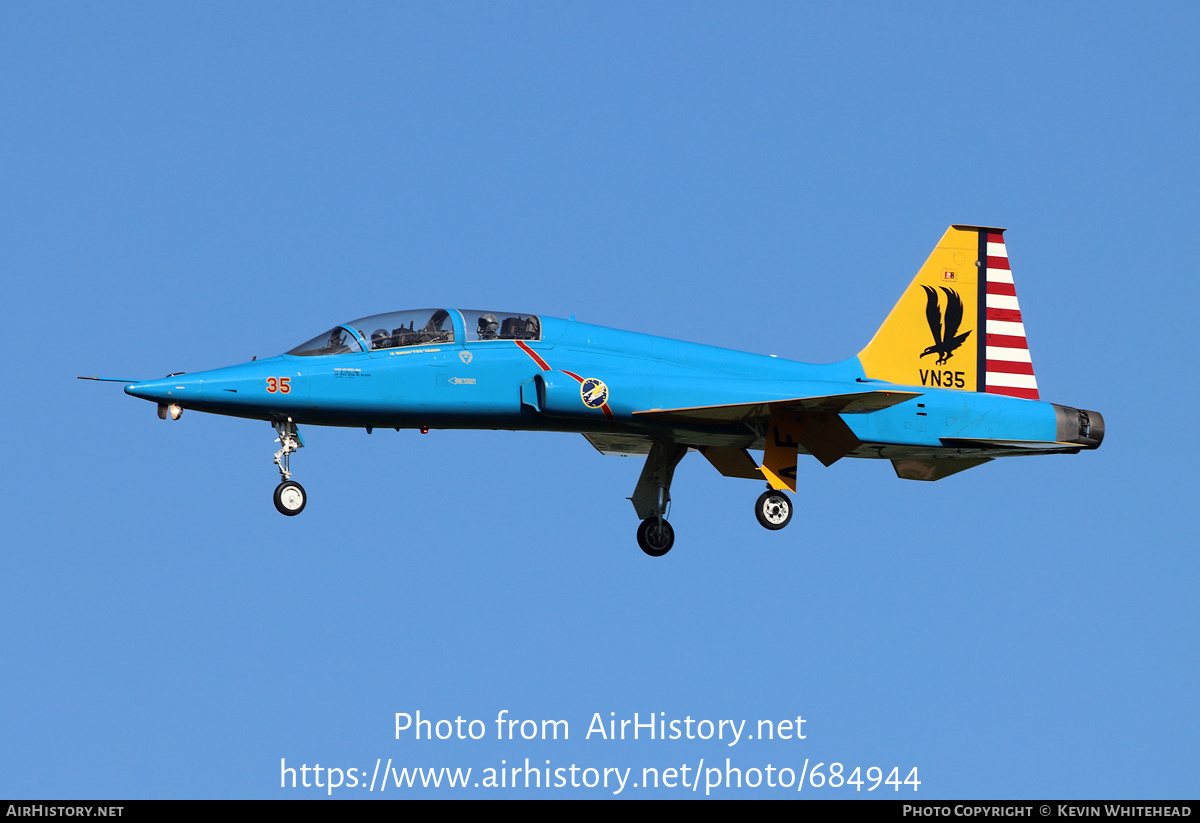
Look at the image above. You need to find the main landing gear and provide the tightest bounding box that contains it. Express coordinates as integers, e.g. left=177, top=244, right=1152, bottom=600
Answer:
left=630, top=445, right=797, bottom=555
left=272, top=418, right=306, bottom=516
left=636, top=518, right=674, bottom=557
left=755, top=488, right=793, bottom=530
left=631, top=442, right=686, bottom=557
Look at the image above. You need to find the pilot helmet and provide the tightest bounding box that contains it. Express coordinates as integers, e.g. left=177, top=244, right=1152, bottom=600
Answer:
left=478, top=314, right=499, bottom=335
left=370, top=328, right=391, bottom=348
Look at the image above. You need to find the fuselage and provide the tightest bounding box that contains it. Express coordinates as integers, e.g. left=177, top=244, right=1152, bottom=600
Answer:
left=123, top=310, right=1088, bottom=460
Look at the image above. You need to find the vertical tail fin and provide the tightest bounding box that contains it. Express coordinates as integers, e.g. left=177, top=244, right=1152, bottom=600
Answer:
left=857, top=225, right=1039, bottom=399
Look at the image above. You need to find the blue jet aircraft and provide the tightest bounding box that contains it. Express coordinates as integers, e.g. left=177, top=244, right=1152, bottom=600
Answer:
left=83, top=226, right=1103, bottom=555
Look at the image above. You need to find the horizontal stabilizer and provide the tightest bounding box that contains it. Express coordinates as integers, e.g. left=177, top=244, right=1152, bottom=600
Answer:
left=633, top=390, right=919, bottom=424
left=940, top=437, right=1084, bottom=452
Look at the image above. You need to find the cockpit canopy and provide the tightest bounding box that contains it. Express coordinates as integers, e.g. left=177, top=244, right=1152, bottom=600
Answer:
left=286, top=325, right=364, bottom=357
left=285, top=309, right=540, bottom=356
left=355, top=308, right=457, bottom=351
left=459, top=309, right=540, bottom=342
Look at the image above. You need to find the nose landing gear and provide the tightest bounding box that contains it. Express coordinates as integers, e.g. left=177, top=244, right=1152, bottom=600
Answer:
left=272, top=418, right=306, bottom=516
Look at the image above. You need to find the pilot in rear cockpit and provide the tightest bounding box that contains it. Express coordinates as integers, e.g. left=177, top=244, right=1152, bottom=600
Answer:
left=478, top=314, right=499, bottom=340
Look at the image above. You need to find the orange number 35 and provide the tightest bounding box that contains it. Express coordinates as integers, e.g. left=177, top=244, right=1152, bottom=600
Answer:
left=266, top=377, right=291, bottom=394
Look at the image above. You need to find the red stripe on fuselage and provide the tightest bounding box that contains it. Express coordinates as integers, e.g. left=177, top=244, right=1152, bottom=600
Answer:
left=515, top=340, right=551, bottom=371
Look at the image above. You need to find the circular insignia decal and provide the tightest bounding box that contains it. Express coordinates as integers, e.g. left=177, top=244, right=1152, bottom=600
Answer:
left=580, top=378, right=609, bottom=409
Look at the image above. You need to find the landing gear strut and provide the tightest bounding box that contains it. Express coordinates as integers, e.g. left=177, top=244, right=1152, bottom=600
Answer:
left=631, top=442, right=686, bottom=557
left=755, top=487, right=793, bottom=530
left=272, top=418, right=306, bottom=516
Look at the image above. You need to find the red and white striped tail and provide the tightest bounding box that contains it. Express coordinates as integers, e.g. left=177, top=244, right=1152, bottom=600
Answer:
left=984, top=232, right=1039, bottom=400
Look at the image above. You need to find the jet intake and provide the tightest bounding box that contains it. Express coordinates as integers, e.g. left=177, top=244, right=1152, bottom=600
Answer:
left=534, top=371, right=608, bottom=418
left=1052, top=404, right=1104, bottom=448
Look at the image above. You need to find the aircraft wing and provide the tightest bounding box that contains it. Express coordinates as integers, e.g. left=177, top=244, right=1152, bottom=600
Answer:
left=580, top=434, right=763, bottom=480
left=583, top=432, right=654, bottom=456
left=631, top=390, right=920, bottom=424
left=632, top=389, right=921, bottom=487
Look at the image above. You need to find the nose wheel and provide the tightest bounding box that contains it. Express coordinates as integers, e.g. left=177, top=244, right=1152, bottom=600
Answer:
left=271, top=418, right=307, bottom=516
left=274, top=480, right=307, bottom=515
left=755, top=489, right=793, bottom=530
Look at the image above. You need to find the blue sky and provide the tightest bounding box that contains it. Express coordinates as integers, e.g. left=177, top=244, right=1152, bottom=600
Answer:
left=2, top=2, right=1196, bottom=798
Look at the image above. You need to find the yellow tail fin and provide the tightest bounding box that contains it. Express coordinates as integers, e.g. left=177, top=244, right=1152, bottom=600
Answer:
left=857, top=225, right=1039, bottom=399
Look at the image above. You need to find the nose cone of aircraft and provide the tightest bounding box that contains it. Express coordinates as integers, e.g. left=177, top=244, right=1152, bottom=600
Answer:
left=124, top=361, right=287, bottom=412
left=125, top=376, right=194, bottom=404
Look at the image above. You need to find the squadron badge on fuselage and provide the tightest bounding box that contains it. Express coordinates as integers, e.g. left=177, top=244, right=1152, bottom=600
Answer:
left=580, top=378, right=609, bottom=409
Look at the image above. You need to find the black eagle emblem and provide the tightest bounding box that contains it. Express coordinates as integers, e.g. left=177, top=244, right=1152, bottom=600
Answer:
left=920, top=286, right=971, bottom=365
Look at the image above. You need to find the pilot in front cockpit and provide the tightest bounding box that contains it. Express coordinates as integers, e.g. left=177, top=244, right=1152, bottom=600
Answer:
left=326, top=329, right=353, bottom=354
